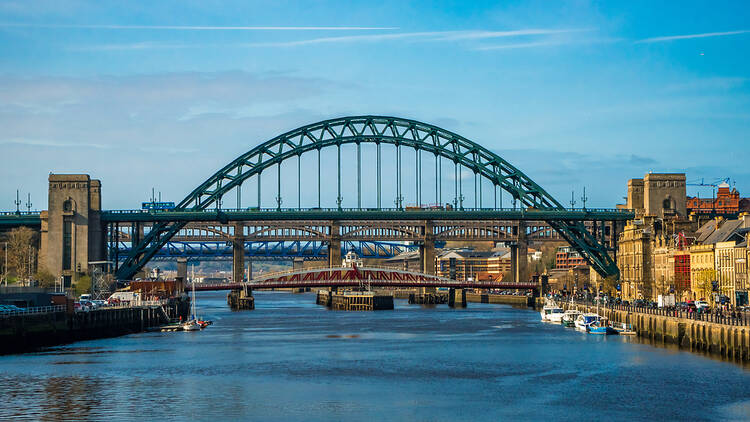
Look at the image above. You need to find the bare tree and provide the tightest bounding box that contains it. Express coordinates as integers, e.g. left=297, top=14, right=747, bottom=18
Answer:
left=6, top=227, right=37, bottom=281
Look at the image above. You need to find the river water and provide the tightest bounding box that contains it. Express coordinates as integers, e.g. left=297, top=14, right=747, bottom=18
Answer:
left=2, top=291, right=750, bottom=421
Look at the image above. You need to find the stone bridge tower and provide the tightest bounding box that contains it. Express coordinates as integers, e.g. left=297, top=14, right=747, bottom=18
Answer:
left=39, top=174, right=105, bottom=287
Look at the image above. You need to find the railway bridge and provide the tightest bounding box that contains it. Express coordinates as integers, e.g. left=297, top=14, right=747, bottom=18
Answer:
left=1, top=116, right=634, bottom=287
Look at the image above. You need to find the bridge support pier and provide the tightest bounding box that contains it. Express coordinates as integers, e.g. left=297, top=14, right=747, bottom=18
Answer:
left=328, top=222, right=341, bottom=267
left=228, top=285, right=254, bottom=310
left=419, top=221, right=436, bottom=295
left=515, top=221, right=529, bottom=284
left=177, top=257, right=188, bottom=281
left=448, top=288, right=467, bottom=308
left=232, top=223, right=245, bottom=283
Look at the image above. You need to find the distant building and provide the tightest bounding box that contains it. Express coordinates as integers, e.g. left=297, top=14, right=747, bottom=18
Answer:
left=555, top=246, right=586, bottom=269
left=617, top=221, right=653, bottom=300
left=626, top=173, right=687, bottom=219
left=689, top=243, right=715, bottom=300
left=686, top=182, right=750, bottom=214
left=436, top=249, right=510, bottom=281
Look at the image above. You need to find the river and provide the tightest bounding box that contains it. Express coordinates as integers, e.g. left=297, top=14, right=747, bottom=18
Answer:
left=2, top=291, right=750, bottom=421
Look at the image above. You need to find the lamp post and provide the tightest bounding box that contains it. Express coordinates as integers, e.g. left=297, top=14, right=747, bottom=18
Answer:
left=3, top=242, right=7, bottom=287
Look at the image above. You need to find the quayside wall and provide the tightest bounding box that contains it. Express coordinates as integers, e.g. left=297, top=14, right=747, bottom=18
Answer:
left=465, top=293, right=534, bottom=307
left=0, top=303, right=188, bottom=355
left=561, top=303, right=750, bottom=362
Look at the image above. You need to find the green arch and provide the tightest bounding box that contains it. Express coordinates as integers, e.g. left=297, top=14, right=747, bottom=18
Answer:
left=116, top=116, right=618, bottom=280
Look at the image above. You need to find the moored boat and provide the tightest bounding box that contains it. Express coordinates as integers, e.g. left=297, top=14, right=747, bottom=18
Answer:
left=574, top=313, right=600, bottom=332
left=561, top=310, right=582, bottom=327
left=587, top=316, right=618, bottom=335
left=613, top=322, right=636, bottom=335
left=540, top=305, right=565, bottom=323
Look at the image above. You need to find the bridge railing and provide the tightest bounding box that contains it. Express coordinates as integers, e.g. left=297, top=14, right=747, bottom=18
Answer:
left=0, top=305, right=66, bottom=317
left=0, top=210, right=42, bottom=217
left=245, top=264, right=455, bottom=282
left=565, top=298, right=750, bottom=327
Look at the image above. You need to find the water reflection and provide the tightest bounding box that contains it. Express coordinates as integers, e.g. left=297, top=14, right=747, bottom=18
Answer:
left=0, top=291, right=749, bottom=421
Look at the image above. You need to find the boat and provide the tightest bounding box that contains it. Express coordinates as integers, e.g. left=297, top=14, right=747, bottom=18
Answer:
left=587, top=316, right=618, bottom=335
left=181, top=278, right=207, bottom=332
left=182, top=320, right=201, bottom=331
left=540, top=305, right=565, bottom=323
left=574, top=313, right=600, bottom=332
left=561, top=310, right=582, bottom=327
left=613, top=322, right=636, bottom=335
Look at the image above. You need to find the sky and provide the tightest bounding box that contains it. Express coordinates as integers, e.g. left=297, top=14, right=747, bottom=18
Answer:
left=0, top=0, right=749, bottom=210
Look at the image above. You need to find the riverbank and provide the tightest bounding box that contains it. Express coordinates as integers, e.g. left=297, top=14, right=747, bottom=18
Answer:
left=561, top=302, right=750, bottom=363
left=0, top=300, right=190, bottom=355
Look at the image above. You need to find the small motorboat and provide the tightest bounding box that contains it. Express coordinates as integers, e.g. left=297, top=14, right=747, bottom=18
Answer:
left=561, top=310, right=582, bottom=327
left=587, top=317, right=618, bottom=335
left=574, top=313, right=600, bottom=332
left=182, top=320, right=201, bottom=331
left=613, top=322, right=636, bottom=336
left=540, top=305, right=565, bottom=323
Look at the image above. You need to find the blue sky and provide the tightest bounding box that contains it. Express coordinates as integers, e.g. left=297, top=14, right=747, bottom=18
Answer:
left=0, top=0, right=748, bottom=210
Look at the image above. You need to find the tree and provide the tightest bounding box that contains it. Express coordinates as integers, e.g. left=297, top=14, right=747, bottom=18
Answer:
left=603, top=275, right=618, bottom=296
left=6, top=227, right=37, bottom=280
left=75, top=275, right=92, bottom=296
left=35, top=268, right=56, bottom=288
left=695, top=269, right=716, bottom=301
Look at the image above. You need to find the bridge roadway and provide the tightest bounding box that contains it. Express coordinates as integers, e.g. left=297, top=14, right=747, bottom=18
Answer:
left=187, top=266, right=539, bottom=291
left=101, top=207, right=633, bottom=223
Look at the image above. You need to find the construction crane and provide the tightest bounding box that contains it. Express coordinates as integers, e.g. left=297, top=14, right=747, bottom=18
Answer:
left=686, top=177, right=731, bottom=189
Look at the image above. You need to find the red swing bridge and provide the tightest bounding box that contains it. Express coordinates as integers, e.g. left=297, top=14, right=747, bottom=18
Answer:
left=187, top=265, right=539, bottom=292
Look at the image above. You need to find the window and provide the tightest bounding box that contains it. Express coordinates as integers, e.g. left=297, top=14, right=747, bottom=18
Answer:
left=63, top=199, right=72, bottom=212
left=62, top=219, right=72, bottom=270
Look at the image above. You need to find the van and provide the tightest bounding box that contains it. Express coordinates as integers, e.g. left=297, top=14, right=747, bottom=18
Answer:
left=80, top=294, right=91, bottom=301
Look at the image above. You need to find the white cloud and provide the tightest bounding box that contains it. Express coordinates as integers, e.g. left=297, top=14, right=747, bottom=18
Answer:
left=67, top=28, right=591, bottom=51
left=635, top=29, right=750, bottom=43
left=0, top=23, right=398, bottom=31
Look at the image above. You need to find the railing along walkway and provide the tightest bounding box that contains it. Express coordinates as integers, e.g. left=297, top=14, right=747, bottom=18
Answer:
left=566, top=299, right=750, bottom=327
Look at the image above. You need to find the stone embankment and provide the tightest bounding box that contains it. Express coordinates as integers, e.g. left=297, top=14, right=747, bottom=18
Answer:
left=1, top=299, right=190, bottom=354
left=465, top=293, right=534, bottom=307
left=562, top=302, right=750, bottom=362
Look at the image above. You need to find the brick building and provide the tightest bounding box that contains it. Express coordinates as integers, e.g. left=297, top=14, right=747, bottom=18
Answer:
left=686, top=182, right=749, bottom=214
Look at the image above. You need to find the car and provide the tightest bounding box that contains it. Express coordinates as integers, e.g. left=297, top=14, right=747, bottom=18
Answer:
left=695, top=300, right=710, bottom=309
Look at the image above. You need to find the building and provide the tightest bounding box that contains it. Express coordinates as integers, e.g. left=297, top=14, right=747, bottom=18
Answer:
left=690, top=243, right=715, bottom=300
left=436, top=249, right=509, bottom=281
left=626, top=173, right=688, bottom=219
left=617, top=221, right=653, bottom=300
left=555, top=246, right=586, bottom=269
left=714, top=241, right=749, bottom=305
left=38, top=174, right=105, bottom=288
left=687, top=215, right=750, bottom=305
left=687, top=182, right=750, bottom=214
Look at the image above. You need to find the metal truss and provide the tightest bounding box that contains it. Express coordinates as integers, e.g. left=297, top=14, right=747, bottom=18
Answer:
left=115, top=240, right=417, bottom=262
left=116, top=116, right=624, bottom=280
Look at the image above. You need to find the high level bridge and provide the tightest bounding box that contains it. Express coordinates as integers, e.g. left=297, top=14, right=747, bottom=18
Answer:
left=1, top=116, right=633, bottom=287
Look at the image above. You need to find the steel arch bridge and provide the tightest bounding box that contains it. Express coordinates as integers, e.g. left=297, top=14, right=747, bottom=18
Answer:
left=117, top=116, right=625, bottom=280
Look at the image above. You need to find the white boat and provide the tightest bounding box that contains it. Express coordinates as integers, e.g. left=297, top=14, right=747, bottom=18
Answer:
left=561, top=310, right=582, bottom=327
left=574, top=313, right=601, bottom=332
left=182, top=320, right=201, bottom=331
left=540, top=305, right=565, bottom=323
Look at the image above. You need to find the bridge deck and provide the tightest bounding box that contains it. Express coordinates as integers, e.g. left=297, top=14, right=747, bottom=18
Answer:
left=101, top=207, right=634, bottom=223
